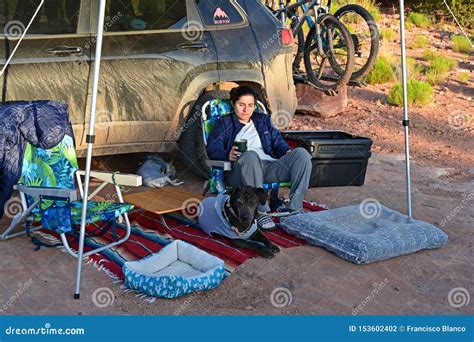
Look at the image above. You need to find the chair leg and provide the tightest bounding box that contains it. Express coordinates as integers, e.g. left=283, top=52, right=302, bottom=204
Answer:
left=202, top=180, right=210, bottom=196
left=1, top=199, right=40, bottom=241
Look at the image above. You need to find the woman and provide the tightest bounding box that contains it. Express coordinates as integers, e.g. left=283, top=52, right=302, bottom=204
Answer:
left=206, top=86, right=312, bottom=230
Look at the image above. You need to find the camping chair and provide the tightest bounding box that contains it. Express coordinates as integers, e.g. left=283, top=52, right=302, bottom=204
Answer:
left=1, top=133, right=141, bottom=260
left=201, top=98, right=290, bottom=207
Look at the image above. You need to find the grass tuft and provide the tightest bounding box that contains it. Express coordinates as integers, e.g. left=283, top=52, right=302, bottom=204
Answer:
left=451, top=35, right=473, bottom=54
left=364, top=56, right=395, bottom=84
left=408, top=13, right=431, bottom=29
left=388, top=80, right=434, bottom=106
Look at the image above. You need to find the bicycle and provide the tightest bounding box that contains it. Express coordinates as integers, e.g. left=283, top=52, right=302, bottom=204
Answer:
left=268, top=1, right=379, bottom=85
left=269, top=0, right=355, bottom=92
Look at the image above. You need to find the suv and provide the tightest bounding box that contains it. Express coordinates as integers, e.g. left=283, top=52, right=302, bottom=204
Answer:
left=0, top=0, right=296, bottom=177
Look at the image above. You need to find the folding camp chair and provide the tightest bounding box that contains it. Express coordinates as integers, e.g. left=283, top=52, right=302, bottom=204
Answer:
left=201, top=98, right=290, bottom=206
left=1, top=133, right=141, bottom=263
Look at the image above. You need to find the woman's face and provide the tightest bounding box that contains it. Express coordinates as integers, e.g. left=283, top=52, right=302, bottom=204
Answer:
left=234, top=95, right=255, bottom=123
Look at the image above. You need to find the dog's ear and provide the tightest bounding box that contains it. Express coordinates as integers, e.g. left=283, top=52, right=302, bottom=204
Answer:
left=255, top=188, right=268, bottom=205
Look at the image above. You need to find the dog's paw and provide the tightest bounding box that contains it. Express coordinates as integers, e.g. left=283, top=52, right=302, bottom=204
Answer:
left=270, top=244, right=280, bottom=253
left=260, top=249, right=275, bottom=259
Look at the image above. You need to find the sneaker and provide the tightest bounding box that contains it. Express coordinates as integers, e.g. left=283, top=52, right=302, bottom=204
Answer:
left=256, top=214, right=277, bottom=231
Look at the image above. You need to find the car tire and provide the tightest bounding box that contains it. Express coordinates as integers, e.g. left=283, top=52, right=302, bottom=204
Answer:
left=178, top=90, right=231, bottom=179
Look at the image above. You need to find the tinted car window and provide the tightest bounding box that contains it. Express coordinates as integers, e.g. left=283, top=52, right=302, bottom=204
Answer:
left=106, top=0, right=187, bottom=31
left=195, top=0, right=244, bottom=27
left=0, top=0, right=80, bottom=35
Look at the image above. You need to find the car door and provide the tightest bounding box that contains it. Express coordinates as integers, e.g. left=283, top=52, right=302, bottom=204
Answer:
left=87, top=0, right=218, bottom=153
left=0, top=0, right=92, bottom=146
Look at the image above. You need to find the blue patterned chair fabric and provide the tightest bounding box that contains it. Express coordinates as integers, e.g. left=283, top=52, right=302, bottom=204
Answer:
left=203, top=99, right=290, bottom=194
left=19, top=135, right=133, bottom=234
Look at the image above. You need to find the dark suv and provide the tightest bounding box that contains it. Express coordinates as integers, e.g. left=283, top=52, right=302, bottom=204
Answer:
left=0, top=0, right=296, bottom=176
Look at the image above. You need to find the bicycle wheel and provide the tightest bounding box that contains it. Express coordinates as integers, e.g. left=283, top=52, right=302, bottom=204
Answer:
left=304, top=14, right=355, bottom=92
left=288, top=11, right=305, bottom=73
left=333, top=4, right=379, bottom=80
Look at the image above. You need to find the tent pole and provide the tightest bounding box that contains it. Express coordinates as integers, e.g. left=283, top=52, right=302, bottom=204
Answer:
left=398, top=0, right=413, bottom=218
left=74, top=0, right=107, bottom=299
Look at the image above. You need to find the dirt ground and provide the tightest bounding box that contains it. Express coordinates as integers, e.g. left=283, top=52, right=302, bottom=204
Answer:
left=0, top=151, right=472, bottom=315
left=0, top=10, right=472, bottom=316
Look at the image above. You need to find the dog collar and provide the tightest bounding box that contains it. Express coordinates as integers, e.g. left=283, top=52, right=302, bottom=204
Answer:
left=223, top=198, right=256, bottom=237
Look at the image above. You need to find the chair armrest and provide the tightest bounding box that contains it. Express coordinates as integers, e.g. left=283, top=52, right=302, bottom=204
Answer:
left=15, top=185, right=77, bottom=201
left=77, top=170, right=142, bottom=187
left=205, top=160, right=232, bottom=171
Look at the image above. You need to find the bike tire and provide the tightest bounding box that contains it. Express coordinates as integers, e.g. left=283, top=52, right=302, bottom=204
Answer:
left=290, top=13, right=305, bottom=72
left=303, top=14, right=355, bottom=92
left=334, top=4, right=379, bottom=80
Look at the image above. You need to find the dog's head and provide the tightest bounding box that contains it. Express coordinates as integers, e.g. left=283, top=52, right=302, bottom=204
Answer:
left=225, top=186, right=267, bottom=232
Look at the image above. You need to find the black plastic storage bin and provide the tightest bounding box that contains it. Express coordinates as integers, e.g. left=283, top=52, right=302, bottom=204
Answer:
left=283, top=131, right=373, bottom=187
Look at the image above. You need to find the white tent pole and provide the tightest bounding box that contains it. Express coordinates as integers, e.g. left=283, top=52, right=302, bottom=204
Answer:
left=74, top=0, right=107, bottom=299
left=398, top=0, right=413, bottom=218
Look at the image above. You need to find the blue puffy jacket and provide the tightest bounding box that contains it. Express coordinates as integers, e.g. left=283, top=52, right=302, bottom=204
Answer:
left=206, top=111, right=290, bottom=161
left=0, top=101, right=73, bottom=219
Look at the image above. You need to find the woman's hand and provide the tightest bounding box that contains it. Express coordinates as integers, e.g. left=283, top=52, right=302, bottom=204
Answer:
left=229, top=146, right=241, bottom=162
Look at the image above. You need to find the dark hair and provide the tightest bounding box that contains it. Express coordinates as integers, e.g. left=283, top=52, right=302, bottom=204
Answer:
left=229, top=85, right=257, bottom=105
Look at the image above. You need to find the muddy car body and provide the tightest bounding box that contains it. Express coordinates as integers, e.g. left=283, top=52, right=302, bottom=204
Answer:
left=0, top=0, right=296, bottom=171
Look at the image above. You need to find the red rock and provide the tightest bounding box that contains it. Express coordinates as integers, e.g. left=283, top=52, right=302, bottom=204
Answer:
left=295, top=83, right=348, bottom=118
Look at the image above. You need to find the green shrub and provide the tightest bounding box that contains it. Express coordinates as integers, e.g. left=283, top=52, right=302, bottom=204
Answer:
left=380, top=28, right=396, bottom=42
left=451, top=35, right=473, bottom=54
left=422, top=50, right=438, bottom=61
left=412, top=35, right=428, bottom=49
left=424, top=52, right=457, bottom=85
left=388, top=80, right=434, bottom=106
left=403, top=0, right=472, bottom=30
left=457, top=71, right=470, bottom=84
left=393, top=57, right=423, bottom=81
left=365, top=56, right=395, bottom=84
left=408, top=12, right=431, bottom=29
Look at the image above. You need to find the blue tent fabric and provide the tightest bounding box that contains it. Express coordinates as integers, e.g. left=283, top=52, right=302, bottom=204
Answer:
left=0, top=100, right=73, bottom=219
left=280, top=205, right=448, bottom=264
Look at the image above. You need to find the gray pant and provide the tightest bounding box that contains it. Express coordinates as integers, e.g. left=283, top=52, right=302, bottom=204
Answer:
left=226, top=148, right=312, bottom=211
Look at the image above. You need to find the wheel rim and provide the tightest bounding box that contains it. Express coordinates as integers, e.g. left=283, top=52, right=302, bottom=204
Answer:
left=307, top=21, right=351, bottom=87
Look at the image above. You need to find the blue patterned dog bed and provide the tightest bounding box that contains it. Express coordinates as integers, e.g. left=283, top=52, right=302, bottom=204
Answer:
left=281, top=205, right=448, bottom=264
left=123, top=240, right=225, bottom=298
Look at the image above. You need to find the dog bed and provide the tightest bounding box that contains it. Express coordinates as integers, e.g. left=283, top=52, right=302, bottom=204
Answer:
left=122, top=240, right=225, bottom=298
left=280, top=204, right=448, bottom=264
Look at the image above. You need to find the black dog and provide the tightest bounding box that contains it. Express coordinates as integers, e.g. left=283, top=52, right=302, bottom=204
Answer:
left=222, top=186, right=280, bottom=258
